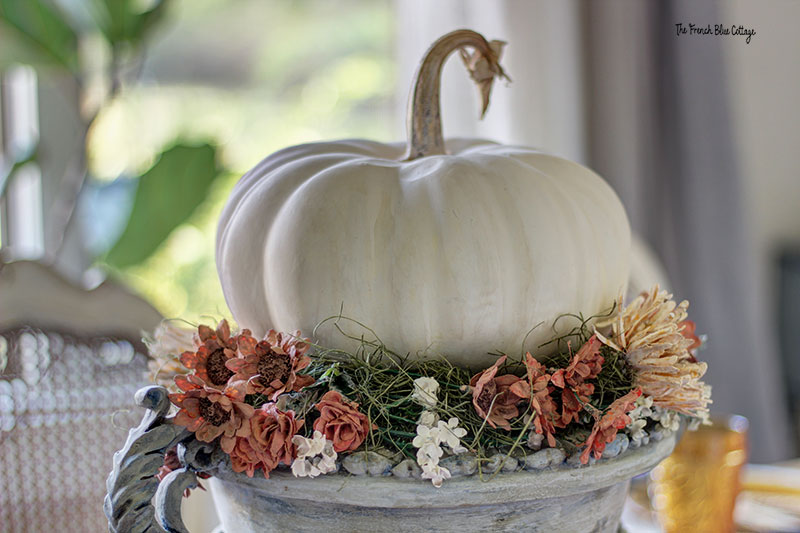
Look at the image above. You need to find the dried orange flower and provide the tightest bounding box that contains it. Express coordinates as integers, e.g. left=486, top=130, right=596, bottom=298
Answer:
left=510, top=353, right=558, bottom=446
left=550, top=335, right=605, bottom=428
left=169, top=374, right=254, bottom=453
left=313, top=391, right=372, bottom=453
left=580, top=388, right=642, bottom=464
left=469, top=356, right=525, bottom=431
left=231, top=404, right=304, bottom=478
left=180, top=319, right=239, bottom=390
left=226, top=329, right=315, bottom=400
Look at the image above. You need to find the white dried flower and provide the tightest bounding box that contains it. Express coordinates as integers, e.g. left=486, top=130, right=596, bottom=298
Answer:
left=629, top=395, right=654, bottom=420
left=420, top=463, right=451, bottom=488
left=293, top=430, right=327, bottom=459
left=653, top=407, right=681, bottom=433
left=291, top=431, right=338, bottom=478
left=145, top=320, right=199, bottom=389
left=627, top=419, right=649, bottom=447
left=436, top=418, right=468, bottom=454
left=145, top=320, right=198, bottom=359
left=412, top=377, right=440, bottom=409
left=418, top=410, right=439, bottom=427
left=413, top=425, right=444, bottom=462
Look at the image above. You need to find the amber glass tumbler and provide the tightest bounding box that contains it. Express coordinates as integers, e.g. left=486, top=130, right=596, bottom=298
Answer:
left=649, top=415, right=749, bottom=533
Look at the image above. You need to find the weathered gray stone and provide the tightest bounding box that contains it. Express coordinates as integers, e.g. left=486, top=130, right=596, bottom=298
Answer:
left=481, top=453, right=519, bottom=474
left=392, top=458, right=422, bottom=479
left=524, top=448, right=567, bottom=470
left=342, top=451, right=393, bottom=476
left=567, top=450, right=597, bottom=467
left=439, top=453, right=478, bottom=477
left=602, top=434, right=630, bottom=459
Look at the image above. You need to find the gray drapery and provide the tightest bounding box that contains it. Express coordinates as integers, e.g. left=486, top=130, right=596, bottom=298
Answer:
left=395, top=0, right=793, bottom=461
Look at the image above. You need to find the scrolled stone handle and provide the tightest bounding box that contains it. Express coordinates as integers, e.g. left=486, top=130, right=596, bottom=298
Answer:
left=104, top=386, right=192, bottom=533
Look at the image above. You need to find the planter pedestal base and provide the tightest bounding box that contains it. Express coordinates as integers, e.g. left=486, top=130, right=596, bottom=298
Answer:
left=209, top=435, right=675, bottom=533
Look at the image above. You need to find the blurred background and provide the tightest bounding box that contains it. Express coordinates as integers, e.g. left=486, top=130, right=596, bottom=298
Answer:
left=0, top=0, right=798, bottom=531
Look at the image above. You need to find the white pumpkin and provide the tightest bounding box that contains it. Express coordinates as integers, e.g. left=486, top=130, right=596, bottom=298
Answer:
left=216, top=30, right=631, bottom=368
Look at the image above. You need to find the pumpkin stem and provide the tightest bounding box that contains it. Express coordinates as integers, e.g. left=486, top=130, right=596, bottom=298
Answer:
left=404, top=29, right=509, bottom=160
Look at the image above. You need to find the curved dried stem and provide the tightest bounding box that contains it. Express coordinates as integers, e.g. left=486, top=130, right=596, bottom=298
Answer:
left=404, top=29, right=509, bottom=160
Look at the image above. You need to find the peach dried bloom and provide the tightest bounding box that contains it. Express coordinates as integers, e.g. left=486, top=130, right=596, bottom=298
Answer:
left=550, top=335, right=604, bottom=389
left=229, top=433, right=264, bottom=478
left=232, top=404, right=304, bottom=478
left=313, top=391, right=372, bottom=453
left=596, top=286, right=711, bottom=418
left=510, top=353, right=558, bottom=446
left=580, top=388, right=642, bottom=464
left=227, top=330, right=314, bottom=400
left=169, top=374, right=254, bottom=453
left=469, top=355, right=525, bottom=431
left=550, top=335, right=605, bottom=428
left=180, top=319, right=239, bottom=389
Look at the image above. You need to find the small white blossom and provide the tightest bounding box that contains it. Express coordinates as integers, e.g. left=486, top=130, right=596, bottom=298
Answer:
left=653, top=407, right=681, bottom=433
left=418, top=410, right=439, bottom=427
left=412, top=377, right=440, bottom=409
left=436, top=418, right=468, bottom=454
left=413, top=425, right=444, bottom=462
left=291, top=431, right=338, bottom=478
left=293, top=431, right=327, bottom=459
left=627, top=419, right=649, bottom=447
left=628, top=395, right=654, bottom=420
left=420, top=463, right=451, bottom=488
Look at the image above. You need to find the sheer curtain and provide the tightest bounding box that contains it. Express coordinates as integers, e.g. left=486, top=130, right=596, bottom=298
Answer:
left=394, top=0, right=793, bottom=462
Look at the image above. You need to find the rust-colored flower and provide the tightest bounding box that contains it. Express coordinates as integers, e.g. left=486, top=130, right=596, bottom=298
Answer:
left=226, top=330, right=315, bottom=400
left=231, top=404, right=304, bottom=478
left=549, top=335, right=605, bottom=428
left=229, top=434, right=263, bottom=478
left=313, top=391, right=372, bottom=453
left=179, top=319, right=239, bottom=389
left=469, top=356, right=525, bottom=431
left=550, top=335, right=604, bottom=389
left=169, top=374, right=254, bottom=452
left=510, top=353, right=558, bottom=446
left=580, top=387, right=642, bottom=464
left=679, top=320, right=702, bottom=361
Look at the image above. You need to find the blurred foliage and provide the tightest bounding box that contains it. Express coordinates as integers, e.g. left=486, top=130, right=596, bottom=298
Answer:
left=91, top=0, right=395, bottom=323
left=0, top=0, right=78, bottom=70
left=1, top=0, right=394, bottom=323
left=105, top=143, right=220, bottom=268
left=92, top=0, right=168, bottom=48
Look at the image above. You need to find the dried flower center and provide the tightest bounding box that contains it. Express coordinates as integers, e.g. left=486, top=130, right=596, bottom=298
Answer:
left=476, top=382, right=497, bottom=413
left=205, top=348, right=234, bottom=386
left=198, top=397, right=231, bottom=426
left=257, top=352, right=291, bottom=387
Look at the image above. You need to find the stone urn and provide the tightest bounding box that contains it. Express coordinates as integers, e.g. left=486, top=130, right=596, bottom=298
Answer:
left=105, top=386, right=676, bottom=533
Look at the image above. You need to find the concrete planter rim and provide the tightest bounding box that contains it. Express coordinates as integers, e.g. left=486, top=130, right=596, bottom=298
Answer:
left=210, top=432, right=676, bottom=509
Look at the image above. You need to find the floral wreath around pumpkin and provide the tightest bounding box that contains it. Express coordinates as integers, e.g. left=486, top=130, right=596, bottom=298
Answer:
left=146, top=285, right=711, bottom=488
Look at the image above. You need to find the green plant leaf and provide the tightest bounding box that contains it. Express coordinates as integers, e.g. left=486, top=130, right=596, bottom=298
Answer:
left=95, top=0, right=168, bottom=48
left=105, top=143, right=220, bottom=269
left=0, top=0, right=78, bottom=71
